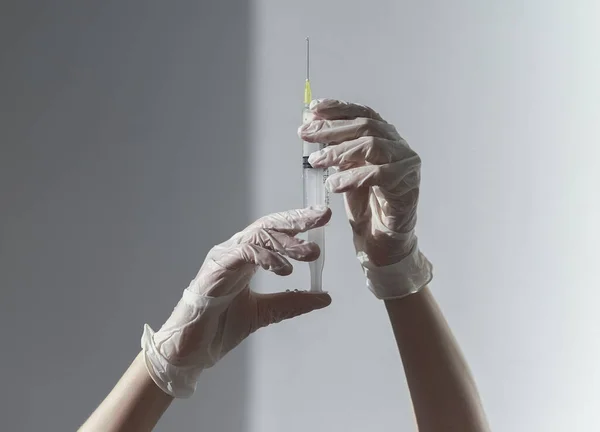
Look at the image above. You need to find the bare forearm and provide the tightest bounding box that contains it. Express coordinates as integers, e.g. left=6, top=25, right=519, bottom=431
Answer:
left=79, top=351, right=173, bottom=432
left=385, top=287, right=490, bottom=432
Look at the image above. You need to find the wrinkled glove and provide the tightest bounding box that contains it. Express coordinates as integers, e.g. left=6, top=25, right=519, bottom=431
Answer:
left=299, top=99, right=432, bottom=300
left=142, top=206, right=332, bottom=398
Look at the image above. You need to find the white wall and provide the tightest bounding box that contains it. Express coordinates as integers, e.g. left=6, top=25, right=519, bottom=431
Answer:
left=249, top=1, right=600, bottom=431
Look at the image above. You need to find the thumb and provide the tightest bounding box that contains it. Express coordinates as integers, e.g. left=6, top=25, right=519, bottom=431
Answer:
left=254, top=290, right=332, bottom=329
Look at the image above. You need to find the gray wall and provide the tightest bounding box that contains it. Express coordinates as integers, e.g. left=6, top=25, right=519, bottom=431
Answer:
left=0, top=2, right=250, bottom=431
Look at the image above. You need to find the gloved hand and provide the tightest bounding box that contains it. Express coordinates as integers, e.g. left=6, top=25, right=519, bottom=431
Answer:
left=141, top=206, right=332, bottom=398
left=299, top=99, right=432, bottom=300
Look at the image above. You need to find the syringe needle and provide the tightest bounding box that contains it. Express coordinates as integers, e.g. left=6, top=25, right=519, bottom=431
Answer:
left=306, top=36, right=310, bottom=81
left=304, top=37, right=312, bottom=106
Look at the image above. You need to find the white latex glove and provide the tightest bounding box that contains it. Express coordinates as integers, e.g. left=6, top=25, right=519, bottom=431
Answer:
left=142, top=206, right=332, bottom=398
left=299, top=99, right=432, bottom=300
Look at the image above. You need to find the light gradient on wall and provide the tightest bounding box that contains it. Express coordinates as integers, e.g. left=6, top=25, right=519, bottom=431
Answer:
left=249, top=1, right=600, bottom=431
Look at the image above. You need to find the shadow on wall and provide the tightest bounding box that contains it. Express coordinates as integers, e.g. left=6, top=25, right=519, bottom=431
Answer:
left=0, top=1, right=250, bottom=430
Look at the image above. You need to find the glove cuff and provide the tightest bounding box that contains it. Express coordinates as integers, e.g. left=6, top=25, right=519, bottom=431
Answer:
left=141, top=323, right=202, bottom=398
left=358, top=239, right=433, bottom=300
left=140, top=287, right=235, bottom=399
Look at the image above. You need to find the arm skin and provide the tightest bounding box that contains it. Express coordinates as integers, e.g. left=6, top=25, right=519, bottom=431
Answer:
left=78, top=286, right=489, bottom=432
left=385, top=286, right=491, bottom=432
left=78, top=351, right=173, bottom=432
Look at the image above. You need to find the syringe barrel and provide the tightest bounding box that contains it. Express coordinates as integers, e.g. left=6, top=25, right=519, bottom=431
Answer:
left=302, top=108, right=328, bottom=292
left=302, top=109, right=321, bottom=166
left=303, top=168, right=327, bottom=292
left=303, top=165, right=327, bottom=208
left=302, top=108, right=329, bottom=207
left=307, top=226, right=325, bottom=293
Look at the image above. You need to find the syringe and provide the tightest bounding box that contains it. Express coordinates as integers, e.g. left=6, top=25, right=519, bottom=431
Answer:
left=302, top=37, right=328, bottom=292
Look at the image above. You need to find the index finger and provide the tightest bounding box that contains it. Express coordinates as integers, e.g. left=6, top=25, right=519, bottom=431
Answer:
left=248, top=206, right=332, bottom=235
left=310, top=99, right=386, bottom=123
